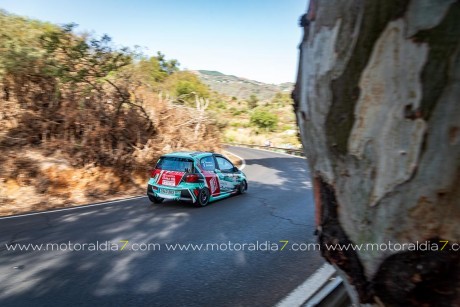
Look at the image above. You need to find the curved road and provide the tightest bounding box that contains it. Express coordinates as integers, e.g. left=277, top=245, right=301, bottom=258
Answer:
left=0, top=146, right=323, bottom=306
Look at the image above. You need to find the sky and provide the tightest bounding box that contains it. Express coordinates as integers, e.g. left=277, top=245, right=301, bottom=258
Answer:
left=0, top=0, right=308, bottom=84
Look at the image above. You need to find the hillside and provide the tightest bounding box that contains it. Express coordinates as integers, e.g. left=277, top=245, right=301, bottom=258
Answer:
left=193, top=70, right=294, bottom=101
left=0, top=11, right=222, bottom=216
left=0, top=10, right=300, bottom=216
left=189, top=71, right=300, bottom=149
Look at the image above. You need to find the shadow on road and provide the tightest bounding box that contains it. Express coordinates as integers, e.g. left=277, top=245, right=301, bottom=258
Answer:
left=0, top=156, right=321, bottom=306
left=243, top=156, right=312, bottom=190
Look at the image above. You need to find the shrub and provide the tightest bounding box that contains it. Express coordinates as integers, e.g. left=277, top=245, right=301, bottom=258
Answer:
left=250, top=110, right=278, bottom=131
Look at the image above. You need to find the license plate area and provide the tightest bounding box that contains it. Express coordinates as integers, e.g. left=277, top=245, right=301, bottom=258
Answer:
left=159, top=188, right=179, bottom=196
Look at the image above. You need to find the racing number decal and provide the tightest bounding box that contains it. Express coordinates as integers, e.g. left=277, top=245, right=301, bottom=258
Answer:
left=204, top=172, right=220, bottom=195
left=209, top=177, right=218, bottom=194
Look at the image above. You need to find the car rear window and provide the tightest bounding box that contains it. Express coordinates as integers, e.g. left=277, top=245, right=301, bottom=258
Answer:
left=156, top=157, right=194, bottom=172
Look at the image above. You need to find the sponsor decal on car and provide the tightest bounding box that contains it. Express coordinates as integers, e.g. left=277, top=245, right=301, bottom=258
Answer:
left=154, top=170, right=163, bottom=183
left=158, top=171, right=185, bottom=187
left=209, top=176, right=218, bottom=194
left=162, top=178, right=175, bottom=186
left=147, top=152, right=247, bottom=206
left=220, top=179, right=234, bottom=190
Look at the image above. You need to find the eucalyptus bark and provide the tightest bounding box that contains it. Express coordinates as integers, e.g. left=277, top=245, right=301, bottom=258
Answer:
left=293, top=1, right=460, bottom=305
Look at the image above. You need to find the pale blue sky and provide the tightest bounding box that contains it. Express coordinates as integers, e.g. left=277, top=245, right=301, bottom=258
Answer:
left=0, top=0, right=308, bottom=84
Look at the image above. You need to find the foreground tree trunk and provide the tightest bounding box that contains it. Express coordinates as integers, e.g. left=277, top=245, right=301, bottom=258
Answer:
left=293, top=1, right=459, bottom=305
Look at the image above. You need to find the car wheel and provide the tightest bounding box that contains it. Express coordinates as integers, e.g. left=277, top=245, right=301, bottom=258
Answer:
left=238, top=180, right=247, bottom=194
left=148, top=195, right=164, bottom=204
left=196, top=187, right=210, bottom=207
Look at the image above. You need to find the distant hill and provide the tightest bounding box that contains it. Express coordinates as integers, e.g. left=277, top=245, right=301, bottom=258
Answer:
left=192, top=70, right=294, bottom=101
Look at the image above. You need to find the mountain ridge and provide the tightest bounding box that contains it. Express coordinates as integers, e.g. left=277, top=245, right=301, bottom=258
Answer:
left=191, top=70, right=294, bottom=101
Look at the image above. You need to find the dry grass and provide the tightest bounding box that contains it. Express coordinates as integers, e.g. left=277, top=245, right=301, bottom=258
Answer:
left=0, top=149, right=147, bottom=216
left=0, top=82, right=223, bottom=216
left=0, top=146, right=244, bottom=217
left=224, top=127, right=300, bottom=148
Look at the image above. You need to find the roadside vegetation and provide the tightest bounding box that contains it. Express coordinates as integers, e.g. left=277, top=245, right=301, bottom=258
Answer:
left=195, top=70, right=300, bottom=147
left=0, top=10, right=222, bottom=215
left=0, top=10, right=298, bottom=215
left=219, top=92, right=300, bottom=147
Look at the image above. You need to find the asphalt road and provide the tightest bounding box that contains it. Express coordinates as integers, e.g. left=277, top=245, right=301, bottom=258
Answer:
left=0, top=146, right=323, bottom=306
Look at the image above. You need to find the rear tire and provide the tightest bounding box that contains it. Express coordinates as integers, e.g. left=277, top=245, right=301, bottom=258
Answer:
left=238, top=180, right=247, bottom=194
left=195, top=188, right=210, bottom=207
left=148, top=195, right=164, bottom=204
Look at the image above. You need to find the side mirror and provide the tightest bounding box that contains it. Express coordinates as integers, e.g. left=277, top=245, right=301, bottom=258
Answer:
left=233, top=167, right=239, bottom=172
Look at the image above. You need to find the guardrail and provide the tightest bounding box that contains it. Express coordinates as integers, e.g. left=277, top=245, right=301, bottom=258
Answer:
left=224, top=143, right=306, bottom=157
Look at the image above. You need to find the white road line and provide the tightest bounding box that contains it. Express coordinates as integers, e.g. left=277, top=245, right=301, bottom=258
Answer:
left=276, top=263, right=336, bottom=307
left=223, top=150, right=246, bottom=170
left=228, top=145, right=306, bottom=159
left=304, top=276, right=344, bottom=307
left=0, top=195, right=145, bottom=220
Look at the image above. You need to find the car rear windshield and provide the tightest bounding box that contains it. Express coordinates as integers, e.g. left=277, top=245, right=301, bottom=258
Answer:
left=155, top=157, right=194, bottom=172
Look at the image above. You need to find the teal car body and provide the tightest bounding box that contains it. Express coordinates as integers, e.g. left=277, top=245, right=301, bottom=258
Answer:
left=147, top=152, right=247, bottom=206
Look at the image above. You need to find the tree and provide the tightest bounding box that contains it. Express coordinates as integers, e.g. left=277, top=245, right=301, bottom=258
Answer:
left=293, top=1, right=459, bottom=305
left=41, top=24, right=132, bottom=88
left=250, top=109, right=278, bottom=131
left=155, top=51, right=179, bottom=75
left=0, top=10, right=58, bottom=95
left=162, top=71, right=209, bottom=105
left=132, top=57, right=167, bottom=85
left=247, top=94, right=258, bottom=109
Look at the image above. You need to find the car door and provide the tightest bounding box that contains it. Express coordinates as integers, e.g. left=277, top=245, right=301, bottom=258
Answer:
left=199, top=155, right=221, bottom=196
left=214, top=155, right=239, bottom=193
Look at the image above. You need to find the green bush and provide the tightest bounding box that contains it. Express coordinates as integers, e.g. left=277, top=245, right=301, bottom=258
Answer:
left=232, top=109, right=243, bottom=116
left=250, top=110, right=278, bottom=131
left=247, top=94, right=258, bottom=109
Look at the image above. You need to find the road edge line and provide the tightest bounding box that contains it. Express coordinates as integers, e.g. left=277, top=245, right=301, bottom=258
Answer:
left=0, top=195, right=145, bottom=220
left=223, top=149, right=246, bottom=170
left=275, top=263, right=336, bottom=307
left=227, top=144, right=306, bottom=159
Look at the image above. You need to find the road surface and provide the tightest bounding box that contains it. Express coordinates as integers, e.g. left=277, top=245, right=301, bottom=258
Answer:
left=0, top=146, right=323, bottom=306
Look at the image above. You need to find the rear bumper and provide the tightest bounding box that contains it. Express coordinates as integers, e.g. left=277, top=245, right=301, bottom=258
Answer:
left=147, top=184, right=196, bottom=202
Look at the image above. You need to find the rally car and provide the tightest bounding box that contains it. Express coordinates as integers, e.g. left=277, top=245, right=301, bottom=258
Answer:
left=147, top=152, right=247, bottom=207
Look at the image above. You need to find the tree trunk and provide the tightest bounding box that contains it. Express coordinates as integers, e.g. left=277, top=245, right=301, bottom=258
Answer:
left=293, top=1, right=460, bottom=305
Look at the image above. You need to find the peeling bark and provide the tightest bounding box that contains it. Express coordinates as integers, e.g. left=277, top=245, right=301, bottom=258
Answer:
left=316, top=175, right=373, bottom=303
left=294, top=0, right=460, bottom=305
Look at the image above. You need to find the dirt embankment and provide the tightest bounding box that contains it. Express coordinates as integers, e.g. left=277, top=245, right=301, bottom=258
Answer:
left=0, top=146, right=244, bottom=217
left=0, top=11, right=224, bottom=216
left=0, top=84, right=222, bottom=217
left=0, top=150, right=145, bottom=216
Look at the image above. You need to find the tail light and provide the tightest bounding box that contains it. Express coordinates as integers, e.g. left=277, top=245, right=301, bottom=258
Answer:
left=149, top=170, right=156, bottom=178
left=185, top=174, right=199, bottom=183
